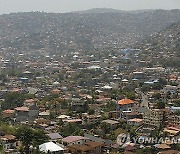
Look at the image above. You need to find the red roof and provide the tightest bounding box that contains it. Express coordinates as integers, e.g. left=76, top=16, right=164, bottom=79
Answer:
left=11, top=88, right=23, bottom=92
left=62, top=136, right=89, bottom=143
left=118, top=99, right=134, bottom=105
left=0, top=135, right=16, bottom=141
left=24, top=98, right=38, bottom=104
left=63, top=119, right=82, bottom=123
left=15, top=107, right=29, bottom=111
left=125, top=145, right=136, bottom=151
left=2, top=110, right=15, bottom=114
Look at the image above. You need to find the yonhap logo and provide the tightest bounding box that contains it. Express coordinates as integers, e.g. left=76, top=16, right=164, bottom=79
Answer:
left=117, top=133, right=180, bottom=146
left=117, top=133, right=131, bottom=146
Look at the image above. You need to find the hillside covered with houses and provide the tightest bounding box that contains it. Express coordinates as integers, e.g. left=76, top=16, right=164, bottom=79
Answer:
left=0, top=9, right=179, bottom=154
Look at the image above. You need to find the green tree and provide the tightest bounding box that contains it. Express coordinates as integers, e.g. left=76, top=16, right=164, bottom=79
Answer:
left=15, top=126, right=48, bottom=153
left=1, top=92, right=25, bottom=110
left=59, top=100, right=69, bottom=109
left=157, top=101, right=165, bottom=109
left=100, top=122, right=111, bottom=134
left=49, top=112, right=56, bottom=120
left=152, top=93, right=161, bottom=100
left=88, top=109, right=95, bottom=115
left=103, top=101, right=116, bottom=112
left=60, top=123, right=84, bottom=137
left=0, top=143, right=4, bottom=154
left=172, top=143, right=180, bottom=151
left=141, top=84, right=151, bottom=92
left=0, top=124, right=16, bottom=134
left=174, top=99, right=180, bottom=107
left=32, top=130, right=48, bottom=149
left=158, top=78, right=167, bottom=85
left=150, top=129, right=160, bottom=138
left=126, top=91, right=136, bottom=100
left=136, top=147, right=156, bottom=154
left=15, top=126, right=34, bottom=153
left=152, top=83, right=163, bottom=90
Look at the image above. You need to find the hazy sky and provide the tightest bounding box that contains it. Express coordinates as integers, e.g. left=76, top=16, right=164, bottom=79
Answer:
left=0, top=0, right=180, bottom=14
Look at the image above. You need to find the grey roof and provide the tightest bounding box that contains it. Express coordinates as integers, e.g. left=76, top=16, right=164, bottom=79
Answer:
left=84, top=133, right=113, bottom=146
left=84, top=133, right=104, bottom=143
left=137, top=107, right=149, bottom=113
left=102, top=120, right=119, bottom=125
left=29, top=105, right=39, bottom=110
left=47, top=133, right=63, bottom=140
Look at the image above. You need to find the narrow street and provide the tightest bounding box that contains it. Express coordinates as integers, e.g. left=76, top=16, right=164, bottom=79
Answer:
left=135, top=88, right=149, bottom=108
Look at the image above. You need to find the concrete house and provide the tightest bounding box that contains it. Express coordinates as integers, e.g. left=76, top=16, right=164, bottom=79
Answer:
left=15, top=105, right=39, bottom=122
left=101, top=120, right=119, bottom=129
left=117, top=99, right=135, bottom=119
left=82, top=113, right=101, bottom=125
left=28, top=105, right=39, bottom=121
left=163, top=85, right=178, bottom=94
left=167, top=113, right=180, bottom=129
left=62, top=136, right=90, bottom=146
left=69, top=98, right=86, bottom=111
left=68, top=141, right=103, bottom=154
left=0, top=135, right=17, bottom=152
left=47, top=133, right=63, bottom=142
left=15, top=107, right=29, bottom=122
left=143, top=109, right=165, bottom=127
left=127, top=118, right=143, bottom=127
